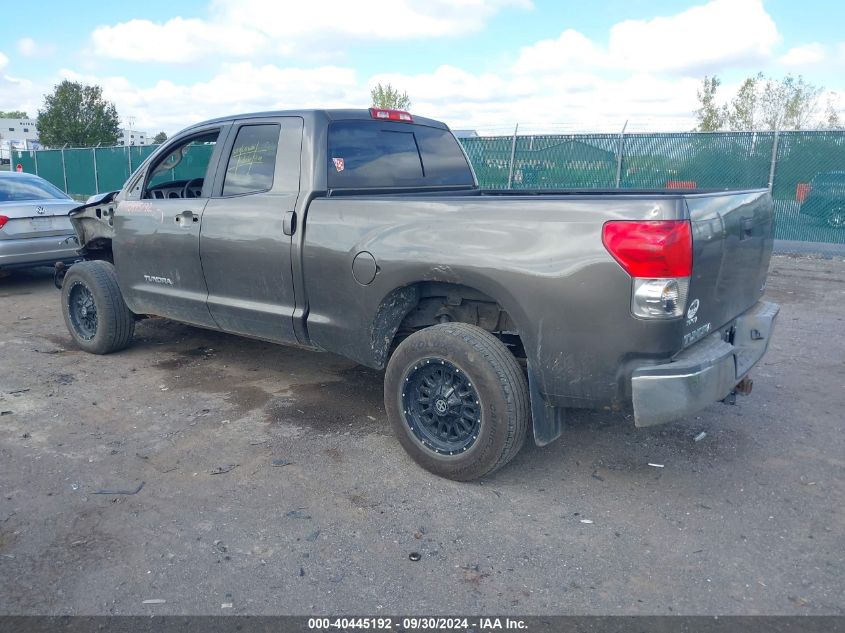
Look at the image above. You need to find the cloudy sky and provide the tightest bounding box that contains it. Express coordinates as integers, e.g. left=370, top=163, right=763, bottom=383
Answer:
left=1, top=0, right=842, bottom=134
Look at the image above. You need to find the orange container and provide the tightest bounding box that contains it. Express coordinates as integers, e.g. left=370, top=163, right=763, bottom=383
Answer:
left=665, top=180, right=697, bottom=189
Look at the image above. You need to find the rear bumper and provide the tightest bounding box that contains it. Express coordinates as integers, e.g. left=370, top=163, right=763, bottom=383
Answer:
left=0, top=234, right=79, bottom=269
left=631, top=300, right=779, bottom=427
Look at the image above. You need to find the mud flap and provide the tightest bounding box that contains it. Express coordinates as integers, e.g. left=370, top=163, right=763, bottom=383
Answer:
left=528, top=363, right=564, bottom=446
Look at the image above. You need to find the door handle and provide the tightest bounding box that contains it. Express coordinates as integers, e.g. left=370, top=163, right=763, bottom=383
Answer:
left=283, top=211, right=297, bottom=236
left=175, top=210, right=199, bottom=226
left=740, top=217, right=754, bottom=240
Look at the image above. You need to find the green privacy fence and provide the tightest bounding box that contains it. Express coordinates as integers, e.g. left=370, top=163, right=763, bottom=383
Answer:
left=11, top=145, right=158, bottom=198
left=10, top=143, right=218, bottom=198
left=12, top=131, right=845, bottom=254
left=463, top=130, right=845, bottom=254
left=461, top=130, right=845, bottom=193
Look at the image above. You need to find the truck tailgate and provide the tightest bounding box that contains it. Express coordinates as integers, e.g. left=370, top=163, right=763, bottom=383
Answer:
left=684, top=190, right=773, bottom=347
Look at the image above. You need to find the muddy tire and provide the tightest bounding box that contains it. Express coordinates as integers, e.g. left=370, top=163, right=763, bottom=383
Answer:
left=384, top=323, right=529, bottom=481
left=61, top=260, right=135, bottom=354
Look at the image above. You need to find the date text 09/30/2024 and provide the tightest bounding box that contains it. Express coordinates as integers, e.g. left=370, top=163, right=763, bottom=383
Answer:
left=307, top=617, right=528, bottom=631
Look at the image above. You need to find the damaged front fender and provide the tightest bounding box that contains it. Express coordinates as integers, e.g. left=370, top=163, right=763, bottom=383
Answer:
left=68, top=191, right=119, bottom=255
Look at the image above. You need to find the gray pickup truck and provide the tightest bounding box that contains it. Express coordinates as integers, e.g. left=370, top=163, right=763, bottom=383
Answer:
left=62, top=108, right=779, bottom=480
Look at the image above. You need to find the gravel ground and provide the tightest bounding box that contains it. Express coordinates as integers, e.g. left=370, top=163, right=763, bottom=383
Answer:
left=0, top=254, right=843, bottom=615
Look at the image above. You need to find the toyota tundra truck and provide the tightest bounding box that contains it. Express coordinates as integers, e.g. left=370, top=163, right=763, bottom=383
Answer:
left=61, top=108, right=779, bottom=480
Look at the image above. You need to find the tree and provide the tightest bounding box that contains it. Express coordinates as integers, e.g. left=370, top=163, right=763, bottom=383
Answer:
left=370, top=83, right=411, bottom=110
left=759, top=75, right=821, bottom=130
left=153, top=131, right=168, bottom=144
left=0, top=110, right=28, bottom=119
left=725, top=74, right=762, bottom=131
left=694, top=76, right=725, bottom=131
left=37, top=80, right=120, bottom=147
left=822, top=94, right=842, bottom=130
left=695, top=73, right=824, bottom=131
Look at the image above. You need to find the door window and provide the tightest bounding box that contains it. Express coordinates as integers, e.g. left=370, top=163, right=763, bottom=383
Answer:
left=144, top=131, right=220, bottom=199
left=222, top=124, right=281, bottom=196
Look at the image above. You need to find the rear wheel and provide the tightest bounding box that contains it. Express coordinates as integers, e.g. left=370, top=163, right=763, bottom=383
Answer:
left=61, top=260, right=135, bottom=354
left=384, top=323, right=529, bottom=481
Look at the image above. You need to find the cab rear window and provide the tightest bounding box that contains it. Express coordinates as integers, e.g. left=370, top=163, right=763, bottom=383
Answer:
left=327, top=120, right=474, bottom=189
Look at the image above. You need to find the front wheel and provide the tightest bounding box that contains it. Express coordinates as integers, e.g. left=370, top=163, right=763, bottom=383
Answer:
left=61, top=260, right=135, bottom=354
left=384, top=323, right=530, bottom=481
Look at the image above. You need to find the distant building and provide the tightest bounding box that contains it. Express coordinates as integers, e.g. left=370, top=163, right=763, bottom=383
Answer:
left=452, top=129, right=479, bottom=139
left=0, top=121, right=151, bottom=162
left=118, top=129, right=148, bottom=146
left=0, top=117, right=39, bottom=163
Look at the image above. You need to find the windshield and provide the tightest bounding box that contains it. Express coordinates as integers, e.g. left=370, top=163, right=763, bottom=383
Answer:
left=0, top=175, right=71, bottom=202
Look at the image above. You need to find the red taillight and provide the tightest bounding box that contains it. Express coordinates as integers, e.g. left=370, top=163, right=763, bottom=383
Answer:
left=369, top=108, right=413, bottom=122
left=0, top=215, right=8, bottom=229
left=602, top=220, right=692, bottom=278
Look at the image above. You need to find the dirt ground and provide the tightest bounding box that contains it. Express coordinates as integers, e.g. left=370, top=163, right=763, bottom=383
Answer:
left=0, top=255, right=843, bottom=615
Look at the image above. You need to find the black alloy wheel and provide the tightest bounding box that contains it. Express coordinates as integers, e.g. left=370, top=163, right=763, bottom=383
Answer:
left=67, top=281, right=98, bottom=340
left=401, top=358, right=482, bottom=455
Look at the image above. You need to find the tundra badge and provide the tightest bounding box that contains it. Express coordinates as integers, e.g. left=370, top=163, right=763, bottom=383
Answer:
left=143, top=274, right=174, bottom=285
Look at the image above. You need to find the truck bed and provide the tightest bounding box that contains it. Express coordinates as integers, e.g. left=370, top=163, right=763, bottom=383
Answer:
left=303, top=187, right=773, bottom=410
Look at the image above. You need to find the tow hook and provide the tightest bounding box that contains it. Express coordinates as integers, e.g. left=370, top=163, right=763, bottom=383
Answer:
left=721, top=376, right=754, bottom=405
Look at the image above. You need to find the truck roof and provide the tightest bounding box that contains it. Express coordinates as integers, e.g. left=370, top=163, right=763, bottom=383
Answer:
left=180, top=109, right=450, bottom=135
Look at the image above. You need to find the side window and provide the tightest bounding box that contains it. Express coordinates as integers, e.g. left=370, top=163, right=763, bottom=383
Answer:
left=144, top=130, right=219, bottom=199
left=222, top=124, right=280, bottom=196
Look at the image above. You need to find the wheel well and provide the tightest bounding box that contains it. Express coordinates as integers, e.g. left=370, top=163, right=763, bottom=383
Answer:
left=79, top=238, right=114, bottom=263
left=375, top=282, right=525, bottom=368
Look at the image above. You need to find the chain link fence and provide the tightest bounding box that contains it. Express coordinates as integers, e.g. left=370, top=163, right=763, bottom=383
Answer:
left=10, top=145, right=158, bottom=199
left=464, top=130, right=845, bottom=256
left=12, top=130, right=845, bottom=256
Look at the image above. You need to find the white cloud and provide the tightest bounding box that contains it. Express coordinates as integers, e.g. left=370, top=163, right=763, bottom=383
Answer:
left=779, top=43, right=826, bottom=67
left=92, top=0, right=531, bottom=62
left=0, top=74, right=40, bottom=118
left=3, top=36, right=701, bottom=136
left=59, top=63, right=365, bottom=132
left=214, top=0, right=530, bottom=39
left=609, top=0, right=778, bottom=73
left=30, top=58, right=701, bottom=137
left=17, top=38, right=37, bottom=57
left=91, top=18, right=268, bottom=63
left=1, top=52, right=41, bottom=117
left=6, top=0, right=833, bottom=135
left=513, top=30, right=603, bottom=74
left=368, top=65, right=700, bottom=132
left=370, top=65, right=535, bottom=104
left=516, top=0, right=779, bottom=76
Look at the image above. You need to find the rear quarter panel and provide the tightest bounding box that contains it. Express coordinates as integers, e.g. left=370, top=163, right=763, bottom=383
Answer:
left=302, top=194, right=688, bottom=408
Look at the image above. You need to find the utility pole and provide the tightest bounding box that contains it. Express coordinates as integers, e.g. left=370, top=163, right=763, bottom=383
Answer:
left=506, top=123, right=519, bottom=189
